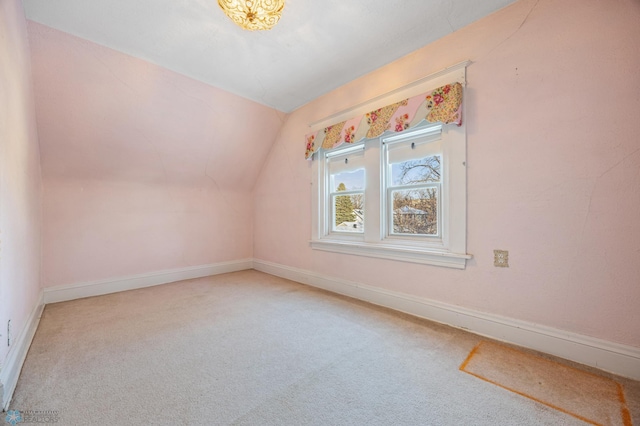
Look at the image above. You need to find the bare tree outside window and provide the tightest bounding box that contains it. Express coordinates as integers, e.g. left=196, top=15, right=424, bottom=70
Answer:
left=391, top=155, right=441, bottom=235
left=395, top=156, right=441, bottom=185
left=350, top=193, right=364, bottom=210
left=392, top=189, right=438, bottom=234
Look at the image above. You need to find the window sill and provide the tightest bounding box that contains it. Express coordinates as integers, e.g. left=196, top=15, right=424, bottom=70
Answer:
left=310, top=239, right=472, bottom=269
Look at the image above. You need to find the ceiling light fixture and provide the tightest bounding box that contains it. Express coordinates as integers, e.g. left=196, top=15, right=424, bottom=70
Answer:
left=218, top=0, right=285, bottom=31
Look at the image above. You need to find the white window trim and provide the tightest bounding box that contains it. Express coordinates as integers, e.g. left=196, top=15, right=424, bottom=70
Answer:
left=310, top=62, right=472, bottom=269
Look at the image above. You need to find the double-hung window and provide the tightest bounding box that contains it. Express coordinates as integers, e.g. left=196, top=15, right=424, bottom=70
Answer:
left=384, top=125, right=442, bottom=239
left=310, top=63, right=471, bottom=269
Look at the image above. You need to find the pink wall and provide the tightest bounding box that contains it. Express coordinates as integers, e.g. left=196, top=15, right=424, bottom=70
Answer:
left=23, top=0, right=640, bottom=350
left=28, top=22, right=284, bottom=287
left=254, top=0, right=640, bottom=347
left=0, top=0, right=42, bottom=368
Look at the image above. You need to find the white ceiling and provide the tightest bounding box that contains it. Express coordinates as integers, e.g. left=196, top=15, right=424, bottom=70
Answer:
left=22, top=0, right=516, bottom=112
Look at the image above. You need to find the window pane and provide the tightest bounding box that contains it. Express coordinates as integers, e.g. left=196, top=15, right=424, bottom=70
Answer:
left=331, top=169, right=365, bottom=192
left=392, top=188, right=438, bottom=235
left=333, top=194, right=364, bottom=232
left=391, top=155, right=441, bottom=186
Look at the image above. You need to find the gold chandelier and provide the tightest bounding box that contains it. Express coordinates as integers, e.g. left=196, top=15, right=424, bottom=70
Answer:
left=218, top=0, right=285, bottom=31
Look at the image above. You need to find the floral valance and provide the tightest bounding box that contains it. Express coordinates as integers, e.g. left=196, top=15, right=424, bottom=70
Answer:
left=305, top=82, right=463, bottom=159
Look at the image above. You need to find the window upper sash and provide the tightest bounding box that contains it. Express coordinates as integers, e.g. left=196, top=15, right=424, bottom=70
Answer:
left=305, top=82, right=462, bottom=160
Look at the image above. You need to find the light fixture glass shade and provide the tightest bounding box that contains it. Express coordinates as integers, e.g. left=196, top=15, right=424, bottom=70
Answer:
left=218, top=0, right=285, bottom=31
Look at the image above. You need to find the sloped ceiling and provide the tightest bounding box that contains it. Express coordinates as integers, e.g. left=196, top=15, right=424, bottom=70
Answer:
left=22, top=0, right=517, bottom=112
left=28, top=21, right=285, bottom=189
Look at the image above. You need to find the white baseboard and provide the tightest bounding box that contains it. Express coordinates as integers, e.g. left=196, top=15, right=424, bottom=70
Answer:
left=0, top=290, right=44, bottom=410
left=44, top=259, right=253, bottom=304
left=252, top=259, right=640, bottom=381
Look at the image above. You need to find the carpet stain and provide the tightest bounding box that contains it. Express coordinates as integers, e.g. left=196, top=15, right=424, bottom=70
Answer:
left=459, top=341, right=632, bottom=426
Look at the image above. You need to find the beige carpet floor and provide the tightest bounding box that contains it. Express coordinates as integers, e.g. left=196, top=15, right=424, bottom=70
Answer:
left=8, top=270, right=640, bottom=425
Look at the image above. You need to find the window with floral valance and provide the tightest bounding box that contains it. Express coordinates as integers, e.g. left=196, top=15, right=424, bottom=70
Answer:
left=305, top=82, right=463, bottom=160
left=308, top=62, right=471, bottom=269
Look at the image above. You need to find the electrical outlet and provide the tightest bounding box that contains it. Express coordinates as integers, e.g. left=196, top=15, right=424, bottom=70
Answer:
left=494, top=250, right=509, bottom=267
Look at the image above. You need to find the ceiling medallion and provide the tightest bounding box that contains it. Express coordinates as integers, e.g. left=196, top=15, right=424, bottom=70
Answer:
left=218, top=0, right=285, bottom=31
